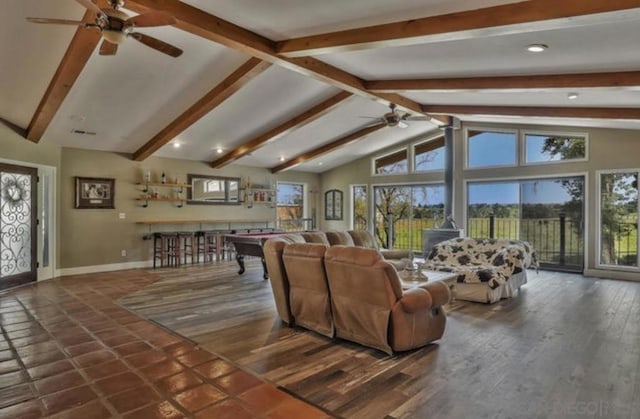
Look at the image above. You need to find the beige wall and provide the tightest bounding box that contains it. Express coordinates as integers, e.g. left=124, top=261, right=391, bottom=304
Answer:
left=1, top=124, right=62, bottom=167
left=59, top=148, right=319, bottom=268
left=0, top=130, right=319, bottom=271
left=320, top=122, right=640, bottom=277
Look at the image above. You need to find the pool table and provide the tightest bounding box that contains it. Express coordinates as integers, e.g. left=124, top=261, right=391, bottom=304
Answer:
left=224, top=231, right=287, bottom=279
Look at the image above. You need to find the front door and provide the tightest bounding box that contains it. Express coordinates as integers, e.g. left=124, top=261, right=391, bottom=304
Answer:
left=0, top=163, right=37, bottom=290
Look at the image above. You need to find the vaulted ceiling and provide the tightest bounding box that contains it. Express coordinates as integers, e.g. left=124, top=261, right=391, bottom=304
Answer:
left=2, top=0, right=640, bottom=173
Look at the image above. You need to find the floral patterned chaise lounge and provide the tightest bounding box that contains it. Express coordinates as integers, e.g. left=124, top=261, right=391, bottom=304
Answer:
left=423, top=237, right=539, bottom=303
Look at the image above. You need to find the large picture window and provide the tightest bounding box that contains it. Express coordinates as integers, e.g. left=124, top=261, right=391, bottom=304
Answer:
left=373, top=184, right=444, bottom=252
left=467, top=176, right=585, bottom=271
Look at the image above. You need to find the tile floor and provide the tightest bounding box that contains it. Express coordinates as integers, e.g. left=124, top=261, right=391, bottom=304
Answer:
left=0, top=270, right=333, bottom=418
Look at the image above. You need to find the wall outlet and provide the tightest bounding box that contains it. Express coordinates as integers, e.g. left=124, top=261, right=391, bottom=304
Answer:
left=121, top=249, right=127, bottom=257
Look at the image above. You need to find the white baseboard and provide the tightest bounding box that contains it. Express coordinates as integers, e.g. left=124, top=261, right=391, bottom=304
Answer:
left=583, top=268, right=640, bottom=282
left=56, top=260, right=153, bottom=278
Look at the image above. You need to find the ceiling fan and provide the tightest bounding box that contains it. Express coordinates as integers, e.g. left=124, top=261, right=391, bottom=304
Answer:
left=27, top=0, right=183, bottom=57
left=366, top=104, right=432, bottom=128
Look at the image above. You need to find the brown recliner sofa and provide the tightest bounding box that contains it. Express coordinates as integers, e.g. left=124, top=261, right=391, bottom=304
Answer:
left=324, top=245, right=451, bottom=354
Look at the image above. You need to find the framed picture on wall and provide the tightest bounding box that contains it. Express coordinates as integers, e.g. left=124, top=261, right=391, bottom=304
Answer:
left=325, top=189, right=343, bottom=220
left=75, top=177, right=115, bottom=209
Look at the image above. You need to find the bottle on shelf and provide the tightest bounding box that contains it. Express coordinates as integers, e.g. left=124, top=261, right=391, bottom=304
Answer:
left=161, top=172, right=166, bottom=184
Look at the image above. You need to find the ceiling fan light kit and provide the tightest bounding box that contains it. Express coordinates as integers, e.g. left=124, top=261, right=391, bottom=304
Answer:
left=27, top=0, right=183, bottom=57
left=366, top=103, right=432, bottom=129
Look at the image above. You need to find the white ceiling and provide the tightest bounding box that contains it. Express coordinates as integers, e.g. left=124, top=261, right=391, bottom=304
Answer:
left=1, top=0, right=640, bottom=174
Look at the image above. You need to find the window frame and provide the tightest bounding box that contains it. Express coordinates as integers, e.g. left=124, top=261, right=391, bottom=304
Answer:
left=350, top=184, right=369, bottom=231
left=276, top=181, right=307, bottom=219
left=371, top=146, right=410, bottom=176
left=412, top=133, right=445, bottom=173
left=521, top=130, right=589, bottom=166
left=464, top=126, right=519, bottom=170
left=595, top=168, right=640, bottom=272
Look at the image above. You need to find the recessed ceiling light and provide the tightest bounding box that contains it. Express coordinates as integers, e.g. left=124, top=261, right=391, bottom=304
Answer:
left=279, top=156, right=285, bottom=162
left=318, top=162, right=323, bottom=166
left=567, top=92, right=579, bottom=100
left=526, top=44, right=548, bottom=53
left=216, top=147, right=223, bottom=154
left=173, top=142, right=181, bottom=148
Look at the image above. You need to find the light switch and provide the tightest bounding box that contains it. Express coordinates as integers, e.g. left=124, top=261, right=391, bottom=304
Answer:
left=119, top=213, right=126, bottom=219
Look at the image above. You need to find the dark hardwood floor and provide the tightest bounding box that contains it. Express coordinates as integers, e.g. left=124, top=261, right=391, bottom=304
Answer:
left=119, top=261, right=640, bottom=419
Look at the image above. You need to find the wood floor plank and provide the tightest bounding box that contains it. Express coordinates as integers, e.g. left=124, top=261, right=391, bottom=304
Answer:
left=118, top=264, right=640, bottom=418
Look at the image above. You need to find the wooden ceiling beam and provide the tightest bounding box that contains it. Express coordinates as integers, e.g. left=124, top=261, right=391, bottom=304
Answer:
left=132, top=58, right=271, bottom=161
left=210, top=91, right=353, bottom=168
left=25, top=5, right=106, bottom=142
left=277, top=0, right=640, bottom=56
left=421, top=105, right=640, bottom=120
left=366, top=71, right=640, bottom=91
left=270, top=123, right=386, bottom=173
left=125, top=0, right=443, bottom=125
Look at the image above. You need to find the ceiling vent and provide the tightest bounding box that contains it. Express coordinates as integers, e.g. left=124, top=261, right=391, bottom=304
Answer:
left=70, top=129, right=97, bottom=136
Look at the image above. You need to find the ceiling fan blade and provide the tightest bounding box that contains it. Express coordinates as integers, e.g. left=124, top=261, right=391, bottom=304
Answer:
left=405, top=116, right=433, bottom=121
left=398, top=120, right=409, bottom=129
left=26, top=17, right=87, bottom=26
left=75, top=0, right=104, bottom=16
left=99, top=39, right=118, bottom=55
left=126, top=12, right=177, bottom=28
left=130, top=32, right=183, bottom=57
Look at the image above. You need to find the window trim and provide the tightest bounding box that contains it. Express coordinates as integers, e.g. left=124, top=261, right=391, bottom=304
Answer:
left=464, top=126, right=519, bottom=170
left=521, top=130, right=589, bottom=166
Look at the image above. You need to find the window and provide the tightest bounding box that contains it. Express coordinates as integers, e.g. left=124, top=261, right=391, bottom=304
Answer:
left=373, top=184, right=444, bottom=251
left=467, top=176, right=585, bottom=271
left=466, top=129, right=517, bottom=168
left=525, top=133, right=587, bottom=164
left=277, top=182, right=306, bottom=231
left=414, top=135, right=445, bottom=172
left=373, top=148, right=408, bottom=175
left=351, top=185, right=368, bottom=231
left=599, top=171, right=638, bottom=267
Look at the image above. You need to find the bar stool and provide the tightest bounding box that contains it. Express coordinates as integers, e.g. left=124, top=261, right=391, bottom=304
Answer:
left=196, top=230, right=218, bottom=263
left=153, top=232, right=179, bottom=268
left=177, top=231, right=195, bottom=265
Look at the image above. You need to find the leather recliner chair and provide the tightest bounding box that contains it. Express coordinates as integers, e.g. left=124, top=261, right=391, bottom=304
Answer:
left=282, top=243, right=333, bottom=337
left=263, top=234, right=306, bottom=325
left=324, top=245, right=451, bottom=354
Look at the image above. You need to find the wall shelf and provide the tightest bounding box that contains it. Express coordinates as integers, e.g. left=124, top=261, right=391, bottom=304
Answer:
left=136, top=182, right=190, bottom=207
left=241, top=185, right=275, bottom=207
left=136, top=197, right=186, bottom=208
